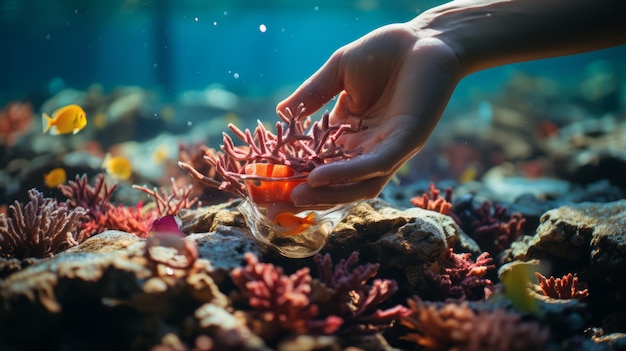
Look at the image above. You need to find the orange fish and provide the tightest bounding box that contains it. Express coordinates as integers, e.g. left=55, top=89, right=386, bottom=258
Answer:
left=42, top=104, right=87, bottom=135
left=273, top=211, right=317, bottom=237
left=43, top=167, right=67, bottom=188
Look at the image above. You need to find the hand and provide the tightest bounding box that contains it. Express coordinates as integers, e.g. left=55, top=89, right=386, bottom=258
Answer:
left=276, top=21, right=463, bottom=208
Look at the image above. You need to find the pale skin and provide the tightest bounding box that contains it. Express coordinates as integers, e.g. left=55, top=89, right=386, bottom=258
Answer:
left=273, top=0, right=626, bottom=212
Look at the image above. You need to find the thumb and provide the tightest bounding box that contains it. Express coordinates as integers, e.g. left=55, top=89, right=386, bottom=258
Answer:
left=276, top=49, right=345, bottom=117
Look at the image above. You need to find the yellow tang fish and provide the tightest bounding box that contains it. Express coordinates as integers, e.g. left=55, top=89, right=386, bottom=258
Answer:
left=43, top=167, right=67, bottom=188
left=502, top=262, right=541, bottom=316
left=273, top=211, right=317, bottom=237
left=102, top=153, right=132, bottom=180
left=42, top=104, right=87, bottom=135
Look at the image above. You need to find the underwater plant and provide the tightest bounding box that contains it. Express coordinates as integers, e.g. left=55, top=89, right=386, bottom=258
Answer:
left=423, top=248, right=495, bottom=301
left=0, top=101, right=33, bottom=147
left=535, top=272, right=589, bottom=300
left=401, top=296, right=549, bottom=351
left=0, top=188, right=87, bottom=259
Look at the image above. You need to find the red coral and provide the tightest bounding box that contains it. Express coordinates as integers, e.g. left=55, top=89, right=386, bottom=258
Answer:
left=423, top=249, right=495, bottom=301
left=179, top=103, right=363, bottom=198
left=411, top=184, right=455, bottom=219
left=0, top=188, right=87, bottom=259
left=401, top=296, right=549, bottom=351
left=456, top=199, right=526, bottom=256
left=0, top=101, right=33, bottom=147
left=313, top=251, right=411, bottom=333
left=133, top=177, right=200, bottom=217
left=535, top=272, right=589, bottom=300
left=231, top=252, right=343, bottom=337
left=60, top=173, right=157, bottom=238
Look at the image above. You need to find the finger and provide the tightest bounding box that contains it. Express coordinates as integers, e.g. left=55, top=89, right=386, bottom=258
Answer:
left=291, top=176, right=389, bottom=207
left=307, top=115, right=424, bottom=187
left=276, top=49, right=345, bottom=117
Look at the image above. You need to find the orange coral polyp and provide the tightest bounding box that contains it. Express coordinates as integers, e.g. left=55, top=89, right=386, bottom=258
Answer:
left=243, top=164, right=307, bottom=204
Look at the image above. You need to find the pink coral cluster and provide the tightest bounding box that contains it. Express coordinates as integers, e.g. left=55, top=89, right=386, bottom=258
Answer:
left=180, top=104, right=363, bottom=198
left=423, top=249, right=495, bottom=301
left=535, top=272, right=589, bottom=300
left=230, top=251, right=408, bottom=340
left=231, top=252, right=343, bottom=337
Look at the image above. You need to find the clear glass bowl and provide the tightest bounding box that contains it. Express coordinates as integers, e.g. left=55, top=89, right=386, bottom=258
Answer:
left=238, top=199, right=353, bottom=258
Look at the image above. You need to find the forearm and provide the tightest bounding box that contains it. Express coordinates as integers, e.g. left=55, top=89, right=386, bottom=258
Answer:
left=413, top=0, right=626, bottom=76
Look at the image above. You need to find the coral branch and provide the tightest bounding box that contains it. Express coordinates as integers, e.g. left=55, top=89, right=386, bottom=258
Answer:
left=133, top=177, right=199, bottom=217
left=535, top=272, right=589, bottom=300
left=180, top=103, right=364, bottom=198
left=423, top=249, right=495, bottom=301
left=0, top=189, right=87, bottom=259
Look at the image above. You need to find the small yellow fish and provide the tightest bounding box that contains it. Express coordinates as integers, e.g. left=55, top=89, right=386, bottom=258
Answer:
left=502, top=262, right=539, bottom=316
left=43, top=167, right=67, bottom=188
left=42, top=104, right=87, bottom=135
left=151, top=144, right=169, bottom=164
left=102, top=153, right=132, bottom=180
left=273, top=211, right=317, bottom=237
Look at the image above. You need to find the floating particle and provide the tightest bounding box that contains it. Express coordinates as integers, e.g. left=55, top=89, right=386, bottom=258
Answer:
left=259, top=24, right=267, bottom=32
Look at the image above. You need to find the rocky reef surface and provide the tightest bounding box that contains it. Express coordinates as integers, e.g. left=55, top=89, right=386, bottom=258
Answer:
left=2, top=191, right=626, bottom=351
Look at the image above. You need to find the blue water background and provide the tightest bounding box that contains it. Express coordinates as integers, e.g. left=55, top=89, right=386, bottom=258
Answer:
left=1, top=0, right=624, bottom=117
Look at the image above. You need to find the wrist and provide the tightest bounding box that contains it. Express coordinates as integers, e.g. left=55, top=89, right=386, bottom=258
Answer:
left=412, top=0, right=626, bottom=76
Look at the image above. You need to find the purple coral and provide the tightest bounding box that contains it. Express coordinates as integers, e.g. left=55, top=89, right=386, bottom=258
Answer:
left=423, top=249, right=495, bottom=301
left=0, top=188, right=87, bottom=259
left=179, top=103, right=363, bottom=198
left=313, top=251, right=411, bottom=334
left=455, top=199, right=526, bottom=256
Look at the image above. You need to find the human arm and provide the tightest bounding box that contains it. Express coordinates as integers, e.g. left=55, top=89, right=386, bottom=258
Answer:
left=277, top=0, right=626, bottom=209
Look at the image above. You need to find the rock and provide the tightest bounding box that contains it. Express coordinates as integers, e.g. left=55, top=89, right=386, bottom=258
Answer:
left=0, top=239, right=227, bottom=350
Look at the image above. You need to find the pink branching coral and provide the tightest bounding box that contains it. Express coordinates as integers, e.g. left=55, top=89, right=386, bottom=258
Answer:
left=0, top=101, right=33, bottom=147
left=411, top=184, right=457, bottom=221
left=0, top=188, right=87, bottom=259
left=231, top=252, right=343, bottom=337
left=535, top=272, right=589, bottom=300
left=313, top=251, right=411, bottom=333
left=401, top=296, right=549, bottom=351
left=423, top=249, right=495, bottom=301
left=179, top=104, right=363, bottom=198
left=456, top=199, right=526, bottom=256
left=133, top=177, right=200, bottom=217
left=60, top=174, right=157, bottom=238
